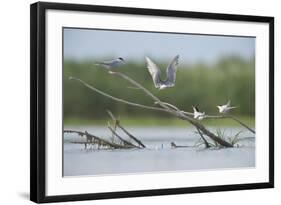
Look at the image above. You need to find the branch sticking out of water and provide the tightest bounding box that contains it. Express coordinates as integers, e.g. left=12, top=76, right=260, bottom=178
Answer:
left=196, top=127, right=210, bottom=148
left=107, top=122, right=139, bottom=148
left=63, top=129, right=133, bottom=149
left=107, top=110, right=146, bottom=148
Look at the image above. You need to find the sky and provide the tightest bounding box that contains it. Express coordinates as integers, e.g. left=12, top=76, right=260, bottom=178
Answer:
left=64, top=28, right=255, bottom=65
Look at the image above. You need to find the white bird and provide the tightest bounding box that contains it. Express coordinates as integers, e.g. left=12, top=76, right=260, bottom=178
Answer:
left=217, top=100, right=237, bottom=114
left=94, top=57, right=125, bottom=73
left=145, top=55, right=179, bottom=90
left=192, top=106, right=206, bottom=120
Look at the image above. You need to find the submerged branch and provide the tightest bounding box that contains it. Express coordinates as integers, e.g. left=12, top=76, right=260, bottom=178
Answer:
left=63, top=129, right=133, bottom=149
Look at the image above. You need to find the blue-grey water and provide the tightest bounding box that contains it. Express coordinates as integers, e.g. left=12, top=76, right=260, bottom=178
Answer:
left=63, top=126, right=255, bottom=176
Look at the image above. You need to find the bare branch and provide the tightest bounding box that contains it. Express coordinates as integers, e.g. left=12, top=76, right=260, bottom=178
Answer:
left=107, top=123, right=140, bottom=148
left=112, top=72, right=175, bottom=112
left=107, top=110, right=146, bottom=148
left=69, top=77, right=167, bottom=113
left=69, top=75, right=233, bottom=148
left=204, top=114, right=255, bottom=134
left=180, top=110, right=195, bottom=116
left=63, top=129, right=132, bottom=149
left=228, top=115, right=255, bottom=134
left=155, top=101, right=180, bottom=111
left=196, top=127, right=210, bottom=148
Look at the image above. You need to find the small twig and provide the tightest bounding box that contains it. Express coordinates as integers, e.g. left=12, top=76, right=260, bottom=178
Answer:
left=127, top=86, right=141, bottom=90
left=228, top=115, right=255, bottom=134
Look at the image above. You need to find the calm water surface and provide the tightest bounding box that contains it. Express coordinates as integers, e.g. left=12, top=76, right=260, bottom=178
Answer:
left=64, top=126, right=255, bottom=176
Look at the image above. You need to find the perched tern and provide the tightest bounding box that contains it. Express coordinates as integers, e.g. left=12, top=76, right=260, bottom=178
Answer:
left=192, top=106, right=206, bottom=120
left=94, top=57, right=125, bottom=73
left=145, top=55, right=179, bottom=90
left=217, top=100, right=237, bottom=114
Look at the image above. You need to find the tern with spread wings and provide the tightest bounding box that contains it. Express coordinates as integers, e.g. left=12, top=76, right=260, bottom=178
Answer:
left=145, top=55, right=180, bottom=90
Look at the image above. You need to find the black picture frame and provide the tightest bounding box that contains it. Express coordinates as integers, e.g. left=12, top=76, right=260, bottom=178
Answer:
left=30, top=1, right=274, bottom=203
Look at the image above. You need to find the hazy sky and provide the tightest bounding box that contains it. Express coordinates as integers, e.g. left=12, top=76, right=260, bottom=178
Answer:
left=64, top=28, right=255, bottom=64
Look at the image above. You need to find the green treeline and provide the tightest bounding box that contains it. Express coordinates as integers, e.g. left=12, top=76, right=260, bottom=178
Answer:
left=64, top=56, right=255, bottom=123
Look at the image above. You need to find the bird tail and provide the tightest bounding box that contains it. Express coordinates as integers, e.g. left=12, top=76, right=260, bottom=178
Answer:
left=93, top=61, right=103, bottom=66
left=228, top=106, right=237, bottom=110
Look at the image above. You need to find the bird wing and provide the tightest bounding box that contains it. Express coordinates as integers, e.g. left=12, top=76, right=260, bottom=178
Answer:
left=192, top=106, right=200, bottom=112
left=227, top=100, right=231, bottom=106
left=145, top=56, right=162, bottom=88
left=94, top=59, right=115, bottom=68
left=166, top=55, right=179, bottom=84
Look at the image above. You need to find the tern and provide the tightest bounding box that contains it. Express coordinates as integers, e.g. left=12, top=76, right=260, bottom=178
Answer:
left=145, top=55, right=179, bottom=90
left=192, top=106, right=206, bottom=120
left=217, top=100, right=237, bottom=114
left=94, top=57, right=125, bottom=73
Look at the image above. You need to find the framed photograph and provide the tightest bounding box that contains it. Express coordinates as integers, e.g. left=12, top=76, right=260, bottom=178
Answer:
left=30, top=1, right=274, bottom=203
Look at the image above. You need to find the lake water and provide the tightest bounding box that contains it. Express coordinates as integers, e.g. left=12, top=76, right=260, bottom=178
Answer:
left=63, top=126, right=255, bottom=176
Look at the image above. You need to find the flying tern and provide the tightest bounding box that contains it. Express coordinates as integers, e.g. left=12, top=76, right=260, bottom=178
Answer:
left=145, top=55, right=179, bottom=90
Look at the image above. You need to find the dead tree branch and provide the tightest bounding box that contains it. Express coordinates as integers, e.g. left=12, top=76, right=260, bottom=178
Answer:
left=69, top=74, right=233, bottom=148
left=107, top=110, right=146, bottom=148
left=196, top=127, right=210, bottom=148
left=204, top=115, right=255, bottom=134
left=69, top=77, right=167, bottom=113
left=107, top=123, right=140, bottom=148
left=64, top=130, right=133, bottom=149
